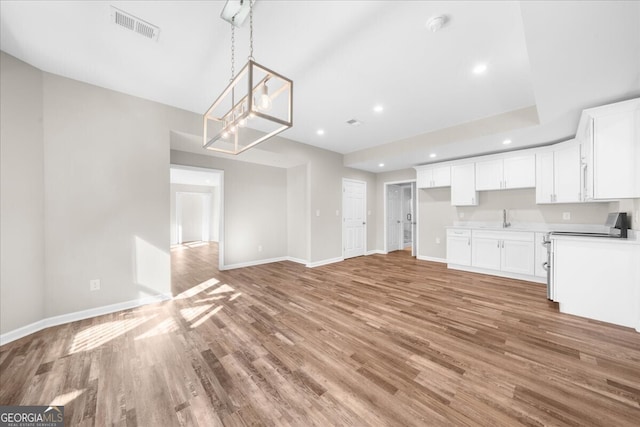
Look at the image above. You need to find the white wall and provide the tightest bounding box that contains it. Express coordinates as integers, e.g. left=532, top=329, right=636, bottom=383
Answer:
left=170, top=183, right=220, bottom=245
left=0, top=52, right=45, bottom=335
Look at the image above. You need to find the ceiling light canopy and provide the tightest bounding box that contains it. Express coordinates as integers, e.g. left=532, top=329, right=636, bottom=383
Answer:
left=472, top=63, right=487, bottom=74
left=204, top=0, right=293, bottom=155
left=426, top=15, right=449, bottom=33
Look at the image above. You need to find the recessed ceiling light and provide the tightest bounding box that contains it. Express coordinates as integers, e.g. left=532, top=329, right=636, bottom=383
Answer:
left=429, top=153, right=437, bottom=158
left=373, top=105, right=384, bottom=113
left=426, top=15, right=449, bottom=33
left=472, top=63, right=487, bottom=74
left=503, top=139, right=512, bottom=145
left=316, top=129, right=325, bottom=135
left=378, top=163, right=385, bottom=167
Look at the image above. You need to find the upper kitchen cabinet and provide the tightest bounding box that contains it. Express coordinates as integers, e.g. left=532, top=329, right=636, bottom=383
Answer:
left=578, top=98, right=640, bottom=200
left=536, top=140, right=582, bottom=204
left=451, top=163, right=478, bottom=206
left=475, top=155, right=535, bottom=191
left=415, top=164, right=451, bottom=189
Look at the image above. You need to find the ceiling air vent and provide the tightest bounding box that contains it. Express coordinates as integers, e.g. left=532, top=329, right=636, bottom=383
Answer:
left=111, top=6, right=160, bottom=41
left=346, top=119, right=363, bottom=127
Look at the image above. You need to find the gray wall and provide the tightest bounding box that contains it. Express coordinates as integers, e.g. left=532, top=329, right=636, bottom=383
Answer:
left=0, top=52, right=45, bottom=334
left=41, top=72, right=198, bottom=317
left=287, top=164, right=309, bottom=262
left=170, top=150, right=288, bottom=266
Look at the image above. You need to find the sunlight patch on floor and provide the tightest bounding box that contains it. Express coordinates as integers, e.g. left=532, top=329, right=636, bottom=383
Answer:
left=69, top=316, right=153, bottom=354
left=134, top=318, right=179, bottom=340
left=174, top=278, right=220, bottom=300
left=180, top=305, right=213, bottom=323
left=209, top=283, right=235, bottom=295
left=191, top=306, right=223, bottom=328
left=48, top=389, right=85, bottom=407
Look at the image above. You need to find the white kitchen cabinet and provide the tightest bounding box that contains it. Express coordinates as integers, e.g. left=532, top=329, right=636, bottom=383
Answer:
left=579, top=98, right=640, bottom=200
left=446, top=229, right=471, bottom=266
left=416, top=165, right=451, bottom=188
left=472, top=230, right=535, bottom=276
left=475, top=155, right=535, bottom=191
left=535, top=141, right=582, bottom=204
left=451, top=163, right=478, bottom=206
left=553, top=236, right=640, bottom=330
left=534, top=232, right=548, bottom=278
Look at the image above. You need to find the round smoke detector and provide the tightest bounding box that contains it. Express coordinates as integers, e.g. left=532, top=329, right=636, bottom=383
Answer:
left=426, top=15, right=449, bottom=33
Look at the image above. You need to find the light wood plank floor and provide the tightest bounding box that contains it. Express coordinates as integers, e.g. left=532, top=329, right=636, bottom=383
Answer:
left=1, top=242, right=639, bottom=426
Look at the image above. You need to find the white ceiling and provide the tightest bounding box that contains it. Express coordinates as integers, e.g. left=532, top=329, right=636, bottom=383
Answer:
left=2, top=1, right=639, bottom=172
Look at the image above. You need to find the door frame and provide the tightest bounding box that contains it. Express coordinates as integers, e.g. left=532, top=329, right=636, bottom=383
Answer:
left=383, top=179, right=417, bottom=255
left=342, top=178, right=367, bottom=259
left=170, top=164, right=224, bottom=269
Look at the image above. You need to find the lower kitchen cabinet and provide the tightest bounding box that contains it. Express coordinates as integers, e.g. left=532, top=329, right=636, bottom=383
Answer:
left=471, top=230, right=535, bottom=276
left=446, top=229, right=471, bottom=266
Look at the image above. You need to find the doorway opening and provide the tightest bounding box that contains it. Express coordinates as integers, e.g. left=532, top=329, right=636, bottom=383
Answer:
left=170, top=165, right=224, bottom=294
left=384, top=180, right=416, bottom=256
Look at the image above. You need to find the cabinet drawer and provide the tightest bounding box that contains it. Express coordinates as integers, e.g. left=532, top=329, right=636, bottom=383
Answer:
left=447, top=229, right=471, bottom=237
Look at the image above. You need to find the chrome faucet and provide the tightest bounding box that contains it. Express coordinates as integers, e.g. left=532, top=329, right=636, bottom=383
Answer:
left=502, top=209, right=511, bottom=228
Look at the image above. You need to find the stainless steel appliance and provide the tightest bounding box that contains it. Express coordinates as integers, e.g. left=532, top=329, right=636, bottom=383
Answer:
left=542, top=212, right=628, bottom=300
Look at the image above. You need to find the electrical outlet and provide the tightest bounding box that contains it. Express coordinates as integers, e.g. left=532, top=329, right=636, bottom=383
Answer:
left=459, top=212, right=465, bottom=219
left=435, top=237, right=441, bottom=244
left=89, top=279, right=100, bottom=291
left=258, top=245, right=263, bottom=252
left=562, top=212, right=571, bottom=220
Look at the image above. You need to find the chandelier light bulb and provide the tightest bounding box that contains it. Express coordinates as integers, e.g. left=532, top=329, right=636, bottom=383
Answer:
left=255, top=84, right=273, bottom=111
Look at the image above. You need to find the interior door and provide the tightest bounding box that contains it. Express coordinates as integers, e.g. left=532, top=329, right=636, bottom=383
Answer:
left=386, top=185, right=402, bottom=252
left=178, top=193, right=210, bottom=243
left=410, top=182, right=417, bottom=257
left=343, top=179, right=367, bottom=259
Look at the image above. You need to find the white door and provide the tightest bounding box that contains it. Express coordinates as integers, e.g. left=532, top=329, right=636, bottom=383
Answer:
left=386, top=185, right=402, bottom=252
left=501, top=239, right=535, bottom=275
left=343, top=179, right=367, bottom=259
left=471, top=237, right=501, bottom=270
left=410, top=182, right=417, bottom=257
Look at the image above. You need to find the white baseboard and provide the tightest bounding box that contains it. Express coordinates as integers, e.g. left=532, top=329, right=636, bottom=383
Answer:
left=366, top=250, right=386, bottom=255
left=417, top=255, right=447, bottom=263
left=285, top=257, right=308, bottom=265
left=221, top=256, right=288, bottom=270
left=447, top=264, right=546, bottom=284
left=0, top=292, right=172, bottom=346
left=306, top=256, right=344, bottom=268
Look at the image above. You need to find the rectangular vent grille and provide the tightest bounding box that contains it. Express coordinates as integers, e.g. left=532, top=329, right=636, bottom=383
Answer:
left=111, top=6, right=160, bottom=41
left=346, top=119, right=363, bottom=126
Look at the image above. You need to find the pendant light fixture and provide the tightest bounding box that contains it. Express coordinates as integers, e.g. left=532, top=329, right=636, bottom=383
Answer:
left=203, top=0, right=293, bottom=155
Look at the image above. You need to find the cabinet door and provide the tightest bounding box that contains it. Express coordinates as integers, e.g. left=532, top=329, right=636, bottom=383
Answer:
left=554, top=144, right=582, bottom=203
left=503, top=155, right=535, bottom=189
left=534, top=232, right=548, bottom=278
left=593, top=109, right=640, bottom=199
left=416, top=169, right=432, bottom=189
left=446, top=235, right=471, bottom=266
left=471, top=237, right=501, bottom=270
left=431, top=166, right=451, bottom=187
left=501, top=240, right=534, bottom=275
left=475, top=159, right=503, bottom=191
left=536, top=151, right=555, bottom=203
left=451, top=163, right=478, bottom=206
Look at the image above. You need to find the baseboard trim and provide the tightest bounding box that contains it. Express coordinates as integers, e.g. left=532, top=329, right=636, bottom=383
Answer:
left=447, top=264, right=546, bottom=284
left=285, top=257, right=308, bottom=265
left=0, top=292, right=172, bottom=346
left=306, top=256, right=344, bottom=268
left=417, top=255, right=447, bottom=263
left=221, top=256, right=289, bottom=270
left=366, top=250, right=386, bottom=255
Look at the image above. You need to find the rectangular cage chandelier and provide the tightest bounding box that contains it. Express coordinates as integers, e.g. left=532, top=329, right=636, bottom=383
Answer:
left=203, top=0, right=293, bottom=155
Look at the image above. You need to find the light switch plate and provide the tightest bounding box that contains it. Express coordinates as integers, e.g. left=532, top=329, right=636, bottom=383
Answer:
left=562, top=212, right=571, bottom=220
left=89, top=279, right=100, bottom=291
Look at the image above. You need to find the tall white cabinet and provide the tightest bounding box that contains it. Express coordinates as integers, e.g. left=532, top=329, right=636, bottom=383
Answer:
left=535, top=141, right=582, bottom=204
left=451, top=163, right=478, bottom=206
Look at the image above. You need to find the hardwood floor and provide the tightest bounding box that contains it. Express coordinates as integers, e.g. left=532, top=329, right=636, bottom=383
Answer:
left=1, top=242, right=639, bottom=426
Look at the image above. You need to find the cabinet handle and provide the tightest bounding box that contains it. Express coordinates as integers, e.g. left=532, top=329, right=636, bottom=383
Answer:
left=502, top=241, right=504, bottom=248
left=497, top=241, right=500, bottom=248
left=467, top=238, right=470, bottom=246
